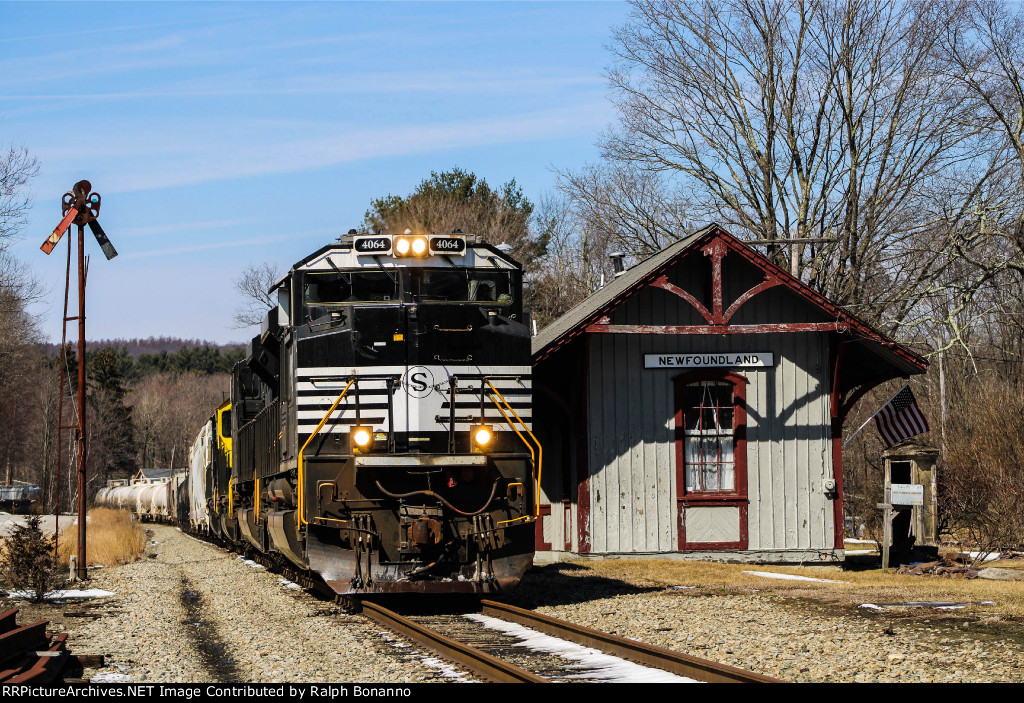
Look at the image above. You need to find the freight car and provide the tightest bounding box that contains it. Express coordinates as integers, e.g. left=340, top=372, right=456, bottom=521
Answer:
left=187, top=230, right=539, bottom=596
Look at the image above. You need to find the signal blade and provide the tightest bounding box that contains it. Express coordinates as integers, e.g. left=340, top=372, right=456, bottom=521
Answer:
left=41, top=208, right=78, bottom=255
left=87, top=220, right=118, bottom=260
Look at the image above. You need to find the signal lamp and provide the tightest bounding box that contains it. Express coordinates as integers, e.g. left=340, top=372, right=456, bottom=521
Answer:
left=411, top=237, right=428, bottom=255
left=471, top=424, right=493, bottom=449
left=351, top=426, right=373, bottom=450
left=395, top=237, right=411, bottom=255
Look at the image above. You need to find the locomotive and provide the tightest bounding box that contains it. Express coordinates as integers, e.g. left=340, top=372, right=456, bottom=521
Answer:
left=189, top=230, right=538, bottom=596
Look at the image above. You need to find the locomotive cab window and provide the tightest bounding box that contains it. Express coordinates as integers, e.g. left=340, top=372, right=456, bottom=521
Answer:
left=303, top=271, right=398, bottom=307
left=418, top=269, right=512, bottom=303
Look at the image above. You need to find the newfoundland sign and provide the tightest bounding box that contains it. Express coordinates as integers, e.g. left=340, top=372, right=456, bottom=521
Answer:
left=644, top=352, right=774, bottom=369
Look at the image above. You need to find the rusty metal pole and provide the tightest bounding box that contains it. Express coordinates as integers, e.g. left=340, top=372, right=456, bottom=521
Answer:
left=76, top=223, right=88, bottom=580
left=54, top=234, right=72, bottom=554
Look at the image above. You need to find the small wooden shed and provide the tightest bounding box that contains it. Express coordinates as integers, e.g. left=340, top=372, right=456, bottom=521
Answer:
left=532, top=224, right=927, bottom=562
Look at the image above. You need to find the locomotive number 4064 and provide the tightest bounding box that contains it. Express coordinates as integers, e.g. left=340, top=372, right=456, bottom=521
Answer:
left=429, top=237, right=466, bottom=254
left=355, top=237, right=392, bottom=253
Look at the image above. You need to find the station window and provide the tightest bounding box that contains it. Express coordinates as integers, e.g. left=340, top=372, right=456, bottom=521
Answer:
left=681, top=381, right=735, bottom=491
left=674, top=370, right=747, bottom=497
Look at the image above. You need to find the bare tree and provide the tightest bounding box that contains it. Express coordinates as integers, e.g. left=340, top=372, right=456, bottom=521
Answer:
left=129, top=372, right=229, bottom=469
left=598, top=0, right=972, bottom=326
left=0, top=146, right=39, bottom=249
left=556, top=162, right=691, bottom=257
left=233, top=261, right=279, bottom=328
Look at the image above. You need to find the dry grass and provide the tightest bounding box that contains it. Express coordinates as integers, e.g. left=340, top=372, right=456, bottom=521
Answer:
left=571, top=557, right=1024, bottom=620
left=57, top=508, right=148, bottom=568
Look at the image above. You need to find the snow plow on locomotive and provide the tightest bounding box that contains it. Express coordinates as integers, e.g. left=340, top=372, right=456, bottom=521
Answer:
left=196, top=231, right=538, bottom=595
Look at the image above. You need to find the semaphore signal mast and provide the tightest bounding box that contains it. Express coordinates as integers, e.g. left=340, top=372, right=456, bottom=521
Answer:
left=40, top=180, right=118, bottom=581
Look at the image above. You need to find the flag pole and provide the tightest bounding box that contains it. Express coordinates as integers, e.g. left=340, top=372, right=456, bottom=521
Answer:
left=842, top=383, right=910, bottom=448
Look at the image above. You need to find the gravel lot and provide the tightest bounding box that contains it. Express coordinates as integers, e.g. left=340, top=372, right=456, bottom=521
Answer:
left=5, top=525, right=1023, bottom=683
left=509, top=563, right=1024, bottom=683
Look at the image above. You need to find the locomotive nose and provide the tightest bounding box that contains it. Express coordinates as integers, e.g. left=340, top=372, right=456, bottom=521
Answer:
left=408, top=516, right=442, bottom=547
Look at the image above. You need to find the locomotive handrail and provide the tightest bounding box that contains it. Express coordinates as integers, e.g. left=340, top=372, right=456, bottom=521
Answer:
left=486, top=380, right=542, bottom=521
left=297, top=379, right=354, bottom=529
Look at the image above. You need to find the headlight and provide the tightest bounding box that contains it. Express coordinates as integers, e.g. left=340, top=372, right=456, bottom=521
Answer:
left=472, top=424, right=493, bottom=449
left=351, top=426, right=373, bottom=450
left=394, top=235, right=428, bottom=257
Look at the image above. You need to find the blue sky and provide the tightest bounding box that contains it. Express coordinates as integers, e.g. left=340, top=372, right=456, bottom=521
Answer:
left=2, top=1, right=629, bottom=344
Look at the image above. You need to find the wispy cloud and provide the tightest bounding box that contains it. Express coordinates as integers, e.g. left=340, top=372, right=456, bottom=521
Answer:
left=117, top=218, right=258, bottom=239
left=0, top=70, right=601, bottom=102
left=31, top=104, right=611, bottom=194
left=118, top=228, right=336, bottom=260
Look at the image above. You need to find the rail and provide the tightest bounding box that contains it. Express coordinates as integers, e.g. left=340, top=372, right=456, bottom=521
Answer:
left=358, top=601, right=549, bottom=683
left=479, top=600, right=782, bottom=683
left=0, top=608, right=73, bottom=683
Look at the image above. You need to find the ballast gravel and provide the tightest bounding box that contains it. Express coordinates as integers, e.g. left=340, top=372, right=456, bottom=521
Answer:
left=511, top=569, right=1024, bottom=684
left=67, top=525, right=457, bottom=683
left=54, top=526, right=1024, bottom=683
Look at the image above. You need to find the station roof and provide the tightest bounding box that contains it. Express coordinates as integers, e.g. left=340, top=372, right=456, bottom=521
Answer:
left=532, top=224, right=927, bottom=395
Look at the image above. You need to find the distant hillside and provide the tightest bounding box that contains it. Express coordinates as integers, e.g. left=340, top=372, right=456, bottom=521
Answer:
left=41, top=336, right=246, bottom=359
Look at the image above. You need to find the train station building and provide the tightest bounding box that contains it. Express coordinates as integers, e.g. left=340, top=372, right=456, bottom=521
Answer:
left=531, top=224, right=927, bottom=563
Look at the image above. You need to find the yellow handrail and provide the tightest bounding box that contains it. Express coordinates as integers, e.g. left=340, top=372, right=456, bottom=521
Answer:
left=487, top=381, right=542, bottom=520
left=228, top=478, right=234, bottom=518
left=297, top=380, right=354, bottom=528
left=255, top=478, right=261, bottom=524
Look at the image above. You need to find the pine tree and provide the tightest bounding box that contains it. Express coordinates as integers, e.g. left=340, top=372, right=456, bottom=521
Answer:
left=0, top=515, right=66, bottom=602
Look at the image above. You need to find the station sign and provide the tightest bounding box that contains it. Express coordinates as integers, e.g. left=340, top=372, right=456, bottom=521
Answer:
left=890, top=483, right=924, bottom=506
left=354, top=237, right=392, bottom=255
left=644, top=352, right=774, bottom=369
left=429, top=236, right=466, bottom=255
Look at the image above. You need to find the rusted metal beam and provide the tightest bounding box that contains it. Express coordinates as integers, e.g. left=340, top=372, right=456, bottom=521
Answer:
left=481, top=600, right=782, bottom=684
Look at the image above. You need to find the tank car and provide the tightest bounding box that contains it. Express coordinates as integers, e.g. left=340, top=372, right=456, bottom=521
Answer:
left=194, top=230, right=539, bottom=595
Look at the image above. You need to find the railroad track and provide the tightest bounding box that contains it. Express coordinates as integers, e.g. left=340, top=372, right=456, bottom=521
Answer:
left=357, top=599, right=782, bottom=684
left=190, top=528, right=782, bottom=683
left=0, top=607, right=102, bottom=683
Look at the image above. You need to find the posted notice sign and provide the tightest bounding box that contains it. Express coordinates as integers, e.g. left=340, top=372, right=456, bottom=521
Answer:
left=890, top=483, right=924, bottom=506
left=645, top=352, right=774, bottom=369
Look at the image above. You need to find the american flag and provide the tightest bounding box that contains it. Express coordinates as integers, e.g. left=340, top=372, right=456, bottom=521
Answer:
left=874, top=385, right=930, bottom=447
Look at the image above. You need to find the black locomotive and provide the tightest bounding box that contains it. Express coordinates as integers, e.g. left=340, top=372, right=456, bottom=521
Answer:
left=193, top=230, right=538, bottom=595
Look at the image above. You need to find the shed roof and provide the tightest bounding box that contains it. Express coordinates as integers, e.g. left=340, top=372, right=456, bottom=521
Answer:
left=136, top=468, right=173, bottom=480
left=532, top=224, right=927, bottom=386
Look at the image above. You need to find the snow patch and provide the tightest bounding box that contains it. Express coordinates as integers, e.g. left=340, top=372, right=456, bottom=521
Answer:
left=465, top=614, right=700, bottom=683
left=967, top=552, right=1002, bottom=562
left=378, top=631, right=474, bottom=682
left=237, top=557, right=265, bottom=569
left=278, top=579, right=301, bottom=590
left=90, top=672, right=132, bottom=683
left=5, top=588, right=115, bottom=600
left=743, top=570, right=847, bottom=584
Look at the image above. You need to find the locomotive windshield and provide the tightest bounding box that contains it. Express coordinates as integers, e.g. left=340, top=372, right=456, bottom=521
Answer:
left=303, top=271, right=397, bottom=305
left=418, top=269, right=512, bottom=303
